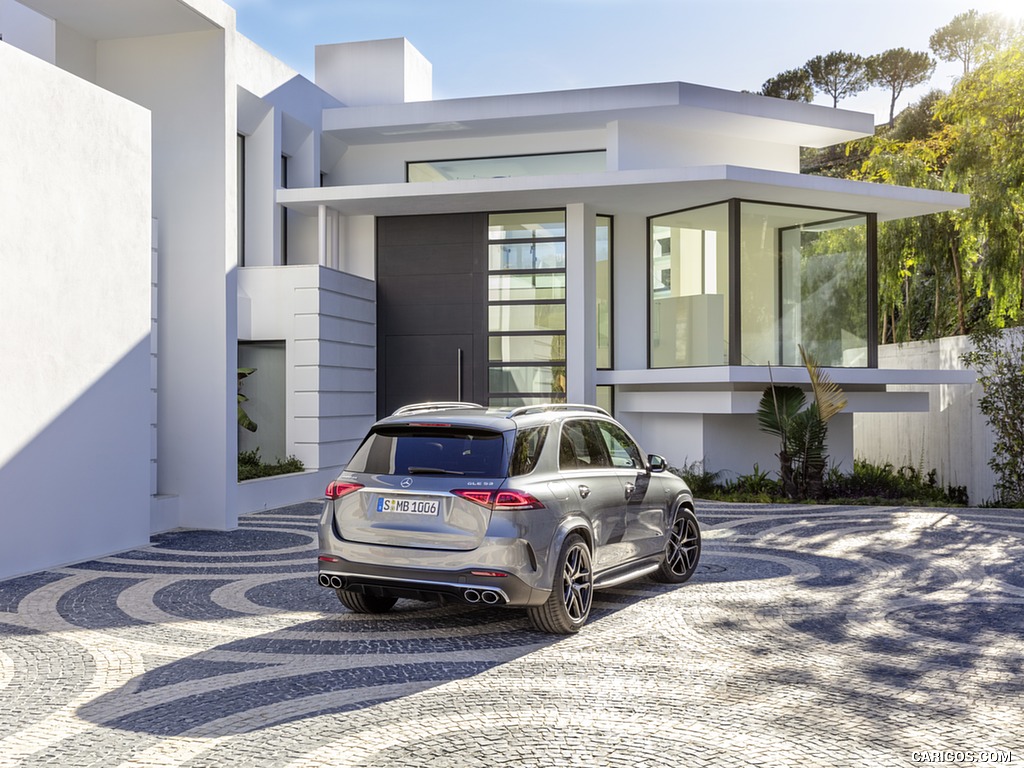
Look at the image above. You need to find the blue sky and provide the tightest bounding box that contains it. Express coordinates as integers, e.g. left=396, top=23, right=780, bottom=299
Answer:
left=226, top=0, right=1022, bottom=123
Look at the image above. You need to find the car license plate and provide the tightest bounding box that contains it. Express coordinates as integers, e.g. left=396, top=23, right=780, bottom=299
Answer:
left=376, top=497, right=440, bottom=516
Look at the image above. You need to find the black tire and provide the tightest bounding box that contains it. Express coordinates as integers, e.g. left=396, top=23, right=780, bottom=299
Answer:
left=337, top=589, right=398, bottom=614
left=527, top=533, right=593, bottom=634
left=651, top=507, right=701, bottom=584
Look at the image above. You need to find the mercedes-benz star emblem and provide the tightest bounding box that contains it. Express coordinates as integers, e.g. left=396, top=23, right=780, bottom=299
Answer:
left=401, top=478, right=413, bottom=488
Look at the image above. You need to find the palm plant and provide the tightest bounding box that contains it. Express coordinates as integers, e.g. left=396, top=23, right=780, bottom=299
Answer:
left=757, top=345, right=847, bottom=499
left=238, top=367, right=258, bottom=433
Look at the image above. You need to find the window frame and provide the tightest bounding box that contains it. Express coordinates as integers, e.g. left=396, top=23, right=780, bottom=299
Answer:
left=647, top=198, right=878, bottom=369
left=487, top=209, right=568, bottom=406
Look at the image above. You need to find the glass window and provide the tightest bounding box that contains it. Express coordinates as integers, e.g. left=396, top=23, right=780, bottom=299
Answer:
left=488, top=304, right=565, bottom=333
left=489, top=334, right=565, bottom=363
left=558, top=421, right=610, bottom=470
left=488, top=211, right=567, bottom=403
left=408, top=152, right=605, bottom=183
left=488, top=273, right=566, bottom=301
left=489, top=394, right=567, bottom=408
left=489, top=242, right=566, bottom=271
left=346, top=426, right=506, bottom=476
left=509, top=426, right=548, bottom=476
left=597, top=215, right=613, bottom=369
left=649, top=203, right=730, bottom=367
left=238, top=341, right=286, bottom=463
left=740, top=203, right=868, bottom=367
left=488, top=366, right=566, bottom=396
left=488, top=211, right=566, bottom=240
left=595, top=421, right=644, bottom=469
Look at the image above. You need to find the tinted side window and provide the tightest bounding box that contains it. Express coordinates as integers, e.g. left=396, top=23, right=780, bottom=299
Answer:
left=558, top=420, right=611, bottom=470
left=346, top=427, right=506, bottom=476
left=596, top=421, right=644, bottom=469
left=509, top=425, right=548, bottom=477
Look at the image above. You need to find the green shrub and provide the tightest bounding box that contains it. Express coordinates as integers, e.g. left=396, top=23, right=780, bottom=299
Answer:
left=671, top=458, right=968, bottom=506
left=962, top=326, right=1024, bottom=507
left=822, top=459, right=968, bottom=506
left=724, top=463, right=781, bottom=497
left=670, top=460, right=722, bottom=497
left=238, top=448, right=305, bottom=481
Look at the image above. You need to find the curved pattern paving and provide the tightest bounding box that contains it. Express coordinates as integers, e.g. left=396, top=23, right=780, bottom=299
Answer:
left=0, top=501, right=1020, bottom=767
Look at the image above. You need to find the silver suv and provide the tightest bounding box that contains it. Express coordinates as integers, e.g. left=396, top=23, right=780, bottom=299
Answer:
left=317, top=403, right=700, bottom=634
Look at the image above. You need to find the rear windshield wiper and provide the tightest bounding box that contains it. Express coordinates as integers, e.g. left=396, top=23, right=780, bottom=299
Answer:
left=406, top=466, right=465, bottom=475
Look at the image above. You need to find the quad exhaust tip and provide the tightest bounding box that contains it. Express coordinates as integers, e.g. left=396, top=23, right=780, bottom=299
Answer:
left=464, top=588, right=503, bottom=605
left=319, top=575, right=502, bottom=603
left=318, top=573, right=344, bottom=589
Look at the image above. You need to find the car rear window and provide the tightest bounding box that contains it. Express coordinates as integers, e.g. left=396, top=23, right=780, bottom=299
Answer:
left=346, top=426, right=507, bottom=476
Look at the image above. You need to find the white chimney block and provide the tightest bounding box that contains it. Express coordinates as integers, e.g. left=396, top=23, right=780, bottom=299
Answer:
left=315, top=37, right=432, bottom=107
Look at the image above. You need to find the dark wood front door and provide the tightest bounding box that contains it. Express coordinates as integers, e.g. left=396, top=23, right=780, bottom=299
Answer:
left=376, top=213, right=488, bottom=417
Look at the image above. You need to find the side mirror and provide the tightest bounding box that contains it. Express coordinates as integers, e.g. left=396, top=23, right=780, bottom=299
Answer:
left=648, top=454, right=667, bottom=473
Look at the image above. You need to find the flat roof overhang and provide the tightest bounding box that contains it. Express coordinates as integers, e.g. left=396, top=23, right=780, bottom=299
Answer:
left=323, top=82, right=874, bottom=148
left=18, top=0, right=228, bottom=39
left=278, top=165, right=968, bottom=222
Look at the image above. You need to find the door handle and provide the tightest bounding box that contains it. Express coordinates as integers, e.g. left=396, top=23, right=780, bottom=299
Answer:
left=456, top=348, right=463, bottom=400
left=578, top=485, right=590, bottom=499
left=624, top=482, right=635, bottom=498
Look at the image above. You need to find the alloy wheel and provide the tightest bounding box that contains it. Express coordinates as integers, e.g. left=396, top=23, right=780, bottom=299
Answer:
left=561, top=541, right=593, bottom=620
left=665, top=516, right=700, bottom=577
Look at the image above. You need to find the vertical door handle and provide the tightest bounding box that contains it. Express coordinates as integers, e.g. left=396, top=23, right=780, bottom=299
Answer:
left=624, top=482, right=635, bottom=499
left=578, top=485, right=590, bottom=499
left=457, top=348, right=463, bottom=400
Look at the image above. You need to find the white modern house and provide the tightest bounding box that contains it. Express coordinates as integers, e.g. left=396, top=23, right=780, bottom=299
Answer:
left=0, top=0, right=968, bottom=580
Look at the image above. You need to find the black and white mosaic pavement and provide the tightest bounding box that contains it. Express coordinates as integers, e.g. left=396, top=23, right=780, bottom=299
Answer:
left=0, top=501, right=1020, bottom=767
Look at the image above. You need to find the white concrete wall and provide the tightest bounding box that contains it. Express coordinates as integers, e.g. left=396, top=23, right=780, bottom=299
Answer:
left=97, top=29, right=238, bottom=530
left=237, top=266, right=376, bottom=512
left=54, top=19, right=95, bottom=81
left=340, top=214, right=376, bottom=279
left=616, top=412, right=707, bottom=470
left=616, top=409, right=854, bottom=483
left=609, top=120, right=798, bottom=173
left=235, top=39, right=344, bottom=271
left=565, top=204, right=597, bottom=404
left=0, top=42, right=152, bottom=579
left=611, top=214, right=650, bottom=371
left=315, top=38, right=431, bottom=107
left=855, top=336, right=994, bottom=503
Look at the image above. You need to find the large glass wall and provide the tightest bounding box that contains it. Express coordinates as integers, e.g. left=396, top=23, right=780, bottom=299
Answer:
left=487, top=211, right=567, bottom=406
left=740, top=203, right=868, bottom=367
left=649, top=203, right=730, bottom=367
left=649, top=200, right=871, bottom=369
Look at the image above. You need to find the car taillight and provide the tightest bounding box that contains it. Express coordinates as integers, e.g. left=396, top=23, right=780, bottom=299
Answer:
left=453, top=489, right=544, bottom=510
left=326, top=481, right=363, bottom=500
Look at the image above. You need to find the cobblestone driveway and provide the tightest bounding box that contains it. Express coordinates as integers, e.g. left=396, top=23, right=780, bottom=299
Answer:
left=0, top=501, right=1020, bottom=767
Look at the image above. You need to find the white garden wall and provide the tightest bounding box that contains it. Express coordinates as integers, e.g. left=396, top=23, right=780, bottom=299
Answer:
left=854, top=336, right=996, bottom=504
left=237, top=265, right=376, bottom=513
left=0, top=42, right=152, bottom=579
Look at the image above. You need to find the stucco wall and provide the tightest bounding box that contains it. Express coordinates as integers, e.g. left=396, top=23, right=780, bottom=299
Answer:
left=0, top=43, right=152, bottom=579
left=97, top=29, right=238, bottom=530
left=237, top=265, right=376, bottom=513
left=854, top=336, right=994, bottom=503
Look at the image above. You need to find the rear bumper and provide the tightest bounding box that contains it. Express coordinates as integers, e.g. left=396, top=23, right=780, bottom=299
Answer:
left=317, top=558, right=547, bottom=607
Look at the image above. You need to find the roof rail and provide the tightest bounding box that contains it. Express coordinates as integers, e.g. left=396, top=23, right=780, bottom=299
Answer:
left=391, top=401, right=487, bottom=417
left=505, top=403, right=611, bottom=418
